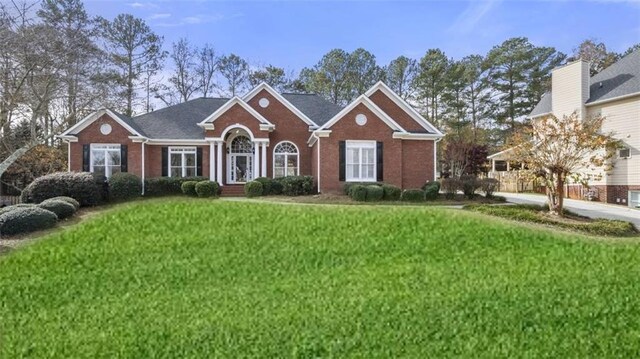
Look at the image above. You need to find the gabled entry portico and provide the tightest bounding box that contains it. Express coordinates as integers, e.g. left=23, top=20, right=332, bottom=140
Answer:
left=207, top=124, right=268, bottom=186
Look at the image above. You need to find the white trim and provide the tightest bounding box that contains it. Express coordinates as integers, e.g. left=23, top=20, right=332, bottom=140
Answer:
left=364, top=81, right=444, bottom=135
left=261, top=142, right=267, bottom=177
left=316, top=95, right=406, bottom=132
left=67, top=141, right=71, bottom=171
left=528, top=111, right=552, bottom=119
left=144, top=139, right=207, bottom=145
left=198, top=96, right=274, bottom=128
left=308, top=130, right=331, bottom=146
left=243, top=82, right=318, bottom=127
left=141, top=139, right=147, bottom=195
left=317, top=136, right=321, bottom=193
left=392, top=132, right=443, bottom=140
left=89, top=143, right=122, bottom=179
left=167, top=146, right=197, bottom=178
left=253, top=140, right=260, bottom=180
left=209, top=142, right=215, bottom=181
left=58, top=135, right=78, bottom=142
left=585, top=91, right=640, bottom=107
left=272, top=141, right=300, bottom=178
left=434, top=138, right=441, bottom=181
left=60, top=109, right=142, bottom=137
left=216, top=141, right=223, bottom=185
left=345, top=140, right=377, bottom=182
left=220, top=124, right=255, bottom=141
left=487, top=147, right=515, bottom=160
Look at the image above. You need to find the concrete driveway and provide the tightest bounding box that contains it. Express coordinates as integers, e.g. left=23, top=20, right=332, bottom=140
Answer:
left=497, top=192, right=640, bottom=228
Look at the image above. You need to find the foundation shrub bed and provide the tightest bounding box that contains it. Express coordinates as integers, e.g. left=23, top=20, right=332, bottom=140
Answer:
left=144, top=176, right=208, bottom=197
left=109, top=173, right=142, bottom=201
left=0, top=206, right=58, bottom=235
left=195, top=181, right=218, bottom=198
left=37, top=200, right=76, bottom=220
left=254, top=177, right=273, bottom=196
left=181, top=181, right=198, bottom=197
left=244, top=181, right=263, bottom=198
left=20, top=172, right=101, bottom=207
left=401, top=189, right=425, bottom=202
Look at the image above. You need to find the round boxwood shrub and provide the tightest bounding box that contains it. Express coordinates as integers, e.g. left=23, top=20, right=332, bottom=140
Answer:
left=254, top=177, right=273, bottom=195
left=0, top=207, right=58, bottom=235
left=21, top=172, right=101, bottom=206
left=195, top=181, right=219, bottom=198
left=45, top=196, right=80, bottom=210
left=244, top=181, right=263, bottom=198
left=350, top=185, right=367, bottom=202
left=271, top=179, right=283, bottom=195
left=0, top=204, right=35, bottom=216
left=382, top=184, right=402, bottom=201
left=109, top=172, right=142, bottom=201
left=402, top=189, right=425, bottom=202
left=181, top=181, right=198, bottom=197
left=38, top=199, right=76, bottom=220
left=365, top=185, right=384, bottom=202
left=423, top=181, right=440, bottom=201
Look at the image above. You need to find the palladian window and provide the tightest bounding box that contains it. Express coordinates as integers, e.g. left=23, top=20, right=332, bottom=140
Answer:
left=273, top=141, right=299, bottom=178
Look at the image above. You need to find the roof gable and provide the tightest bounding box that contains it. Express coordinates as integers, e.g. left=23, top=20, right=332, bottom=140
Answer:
left=198, top=97, right=274, bottom=129
left=365, top=81, right=443, bottom=135
left=316, top=95, right=406, bottom=132
left=59, top=109, right=143, bottom=137
left=243, top=83, right=317, bottom=127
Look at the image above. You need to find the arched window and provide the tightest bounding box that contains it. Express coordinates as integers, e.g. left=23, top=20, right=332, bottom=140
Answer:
left=273, top=141, right=299, bottom=178
left=230, top=135, right=253, bottom=153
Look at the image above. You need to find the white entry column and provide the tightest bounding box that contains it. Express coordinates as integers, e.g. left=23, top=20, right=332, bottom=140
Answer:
left=209, top=142, right=215, bottom=180
left=261, top=142, right=267, bottom=177
left=216, top=141, right=223, bottom=185
left=253, top=141, right=261, bottom=179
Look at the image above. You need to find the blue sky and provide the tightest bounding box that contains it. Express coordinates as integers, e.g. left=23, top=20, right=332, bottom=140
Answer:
left=85, top=0, right=640, bottom=71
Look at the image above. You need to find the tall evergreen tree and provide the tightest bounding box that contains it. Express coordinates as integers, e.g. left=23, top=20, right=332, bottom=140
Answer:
left=298, top=49, right=351, bottom=105
left=249, top=65, right=290, bottom=91
left=385, top=56, right=417, bottom=100
left=460, top=55, right=490, bottom=144
left=415, top=49, right=449, bottom=126
left=347, top=48, right=383, bottom=99
left=217, top=53, right=249, bottom=96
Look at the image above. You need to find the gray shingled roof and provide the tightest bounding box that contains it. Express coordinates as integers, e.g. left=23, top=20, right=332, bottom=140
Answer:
left=282, top=93, right=343, bottom=126
left=130, top=98, right=229, bottom=139
left=529, top=49, right=640, bottom=118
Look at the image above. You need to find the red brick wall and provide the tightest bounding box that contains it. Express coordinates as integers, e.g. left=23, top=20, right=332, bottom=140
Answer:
left=70, top=114, right=142, bottom=176
left=368, top=90, right=425, bottom=132
left=402, top=140, right=434, bottom=189
left=246, top=89, right=313, bottom=177
left=567, top=184, right=640, bottom=205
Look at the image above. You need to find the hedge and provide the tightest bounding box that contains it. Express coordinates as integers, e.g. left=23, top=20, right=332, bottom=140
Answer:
left=480, top=178, right=500, bottom=198
left=441, top=178, right=461, bottom=200
left=344, top=182, right=384, bottom=196
left=280, top=176, right=314, bottom=196
left=382, top=184, right=402, bottom=201
left=20, top=172, right=102, bottom=207
left=254, top=177, right=273, bottom=196
left=366, top=185, right=384, bottom=202
left=0, top=204, right=36, bottom=216
left=109, top=173, right=142, bottom=201
left=0, top=207, right=58, bottom=235
left=271, top=180, right=284, bottom=195
left=38, top=199, right=76, bottom=220
left=424, top=181, right=440, bottom=201
left=195, top=181, right=218, bottom=198
left=402, top=189, right=425, bottom=202
left=350, top=185, right=367, bottom=202
left=144, top=176, right=208, bottom=196
left=181, top=181, right=198, bottom=197
left=45, top=196, right=80, bottom=210
left=245, top=181, right=263, bottom=198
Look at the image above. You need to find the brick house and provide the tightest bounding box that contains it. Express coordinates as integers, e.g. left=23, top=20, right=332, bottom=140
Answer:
left=58, top=82, right=443, bottom=195
left=488, top=49, right=640, bottom=207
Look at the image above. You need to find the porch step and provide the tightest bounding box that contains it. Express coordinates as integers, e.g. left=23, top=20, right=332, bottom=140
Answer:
left=220, top=185, right=245, bottom=197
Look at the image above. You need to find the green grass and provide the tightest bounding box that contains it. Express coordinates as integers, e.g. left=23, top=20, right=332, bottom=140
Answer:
left=2, top=199, right=640, bottom=357
left=465, top=203, right=639, bottom=237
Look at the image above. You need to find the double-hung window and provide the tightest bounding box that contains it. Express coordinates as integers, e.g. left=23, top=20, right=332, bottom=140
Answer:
left=90, top=144, right=121, bottom=178
left=169, top=147, right=197, bottom=177
left=346, top=141, right=376, bottom=182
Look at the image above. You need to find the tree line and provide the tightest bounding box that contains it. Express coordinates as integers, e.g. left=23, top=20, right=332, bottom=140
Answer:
left=1, top=0, right=638, bottom=185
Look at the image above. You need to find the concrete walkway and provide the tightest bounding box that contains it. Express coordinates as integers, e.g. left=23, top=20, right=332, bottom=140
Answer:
left=497, top=192, right=640, bottom=228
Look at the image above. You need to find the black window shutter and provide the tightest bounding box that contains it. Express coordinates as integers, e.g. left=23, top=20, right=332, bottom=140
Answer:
left=82, top=144, right=90, bottom=172
left=196, top=147, right=203, bottom=177
left=120, top=144, right=128, bottom=172
left=161, top=147, right=168, bottom=177
left=376, top=141, right=383, bottom=182
left=339, top=141, right=346, bottom=181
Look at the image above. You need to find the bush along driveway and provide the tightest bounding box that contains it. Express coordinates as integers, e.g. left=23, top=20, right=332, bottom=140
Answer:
left=496, top=192, right=640, bottom=228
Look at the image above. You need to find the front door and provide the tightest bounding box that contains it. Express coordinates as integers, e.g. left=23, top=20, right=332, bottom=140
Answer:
left=229, top=154, right=253, bottom=184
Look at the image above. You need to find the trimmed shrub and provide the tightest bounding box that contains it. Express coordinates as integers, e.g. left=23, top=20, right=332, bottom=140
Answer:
left=254, top=177, right=273, bottom=196
left=20, top=172, right=101, bottom=207
left=344, top=182, right=384, bottom=196
left=109, top=173, right=142, bottom=201
left=365, top=185, right=384, bottom=202
left=350, top=185, right=367, bottom=202
left=46, top=196, right=80, bottom=210
left=480, top=178, right=500, bottom=198
left=93, top=174, right=109, bottom=203
left=0, top=207, right=58, bottom=235
left=382, top=184, right=402, bottom=201
left=461, top=175, right=481, bottom=200
left=402, top=189, right=425, bottom=202
left=423, top=181, right=441, bottom=201
left=181, top=181, right=198, bottom=197
left=244, top=181, right=263, bottom=198
left=0, top=204, right=36, bottom=216
left=441, top=178, right=461, bottom=200
left=280, top=176, right=314, bottom=196
left=195, top=181, right=218, bottom=198
left=144, top=176, right=208, bottom=196
left=38, top=199, right=76, bottom=220
left=271, top=179, right=284, bottom=195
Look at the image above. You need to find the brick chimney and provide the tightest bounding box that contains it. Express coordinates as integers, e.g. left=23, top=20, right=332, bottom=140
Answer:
left=551, top=59, right=590, bottom=120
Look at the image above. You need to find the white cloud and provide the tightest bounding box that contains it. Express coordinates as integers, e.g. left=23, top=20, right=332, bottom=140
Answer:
left=149, top=13, right=171, bottom=20
left=448, top=0, right=500, bottom=34
left=155, top=13, right=242, bottom=27
left=127, top=2, right=159, bottom=9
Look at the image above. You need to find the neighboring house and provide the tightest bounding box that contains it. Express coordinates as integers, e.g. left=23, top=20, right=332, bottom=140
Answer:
left=488, top=50, right=640, bottom=207
left=57, top=82, right=444, bottom=194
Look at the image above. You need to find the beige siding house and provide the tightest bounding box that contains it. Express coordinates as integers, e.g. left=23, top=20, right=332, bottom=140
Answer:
left=489, top=50, right=640, bottom=207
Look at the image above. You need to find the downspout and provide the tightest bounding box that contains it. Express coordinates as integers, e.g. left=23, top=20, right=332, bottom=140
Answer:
left=66, top=140, right=71, bottom=172
left=434, top=138, right=442, bottom=181
left=141, top=138, right=148, bottom=195
left=317, top=135, right=321, bottom=193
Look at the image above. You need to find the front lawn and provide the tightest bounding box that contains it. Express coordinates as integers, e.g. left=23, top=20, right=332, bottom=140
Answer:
left=2, top=199, right=640, bottom=357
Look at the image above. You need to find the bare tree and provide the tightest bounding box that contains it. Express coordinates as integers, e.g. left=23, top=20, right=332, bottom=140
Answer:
left=197, top=43, right=217, bottom=97
left=217, top=53, right=249, bottom=96
left=166, top=38, right=199, bottom=103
